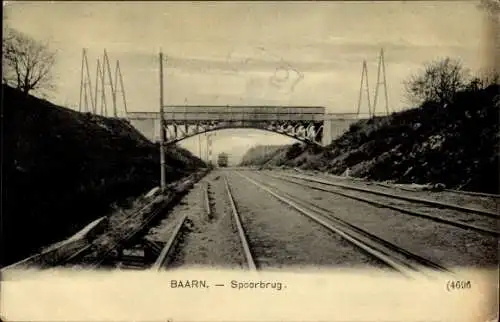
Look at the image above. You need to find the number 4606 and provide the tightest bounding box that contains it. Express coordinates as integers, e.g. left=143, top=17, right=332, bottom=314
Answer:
left=446, top=280, right=471, bottom=291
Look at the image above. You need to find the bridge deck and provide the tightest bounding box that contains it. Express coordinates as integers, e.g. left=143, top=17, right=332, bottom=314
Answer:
left=127, top=105, right=362, bottom=121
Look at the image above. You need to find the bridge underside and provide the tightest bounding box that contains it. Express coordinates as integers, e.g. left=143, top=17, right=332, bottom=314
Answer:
left=163, top=120, right=324, bottom=145
left=127, top=106, right=363, bottom=146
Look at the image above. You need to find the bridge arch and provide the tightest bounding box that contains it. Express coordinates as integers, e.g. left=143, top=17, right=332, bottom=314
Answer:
left=165, top=125, right=323, bottom=146
left=163, top=121, right=324, bottom=146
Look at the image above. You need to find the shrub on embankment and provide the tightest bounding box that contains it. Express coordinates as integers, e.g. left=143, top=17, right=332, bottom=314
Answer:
left=1, top=84, right=205, bottom=267
left=240, top=85, right=499, bottom=193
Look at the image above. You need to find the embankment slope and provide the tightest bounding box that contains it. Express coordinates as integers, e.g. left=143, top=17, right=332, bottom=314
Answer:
left=1, top=85, right=205, bottom=266
left=239, top=145, right=289, bottom=166
left=240, top=85, right=499, bottom=193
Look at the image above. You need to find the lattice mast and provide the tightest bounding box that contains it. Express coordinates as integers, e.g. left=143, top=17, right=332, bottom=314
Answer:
left=113, top=60, right=128, bottom=117
left=92, top=49, right=122, bottom=117
left=356, top=60, right=372, bottom=117
left=102, top=50, right=117, bottom=117
left=94, top=58, right=108, bottom=116
left=372, top=48, right=390, bottom=115
left=78, top=49, right=95, bottom=113
left=206, top=132, right=215, bottom=164
left=79, top=48, right=128, bottom=117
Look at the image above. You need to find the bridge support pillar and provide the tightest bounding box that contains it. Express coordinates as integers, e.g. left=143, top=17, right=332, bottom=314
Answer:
left=322, top=119, right=333, bottom=147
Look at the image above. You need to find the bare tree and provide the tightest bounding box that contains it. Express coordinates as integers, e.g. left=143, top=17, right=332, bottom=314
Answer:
left=2, top=27, right=56, bottom=95
left=403, top=57, right=469, bottom=107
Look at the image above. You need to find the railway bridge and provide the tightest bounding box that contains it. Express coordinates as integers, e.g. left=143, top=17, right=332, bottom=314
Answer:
left=126, top=52, right=371, bottom=148
left=126, top=52, right=377, bottom=189
left=127, top=107, right=364, bottom=147
left=78, top=49, right=388, bottom=147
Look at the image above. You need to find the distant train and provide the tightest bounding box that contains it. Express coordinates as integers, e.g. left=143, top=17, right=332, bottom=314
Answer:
left=217, top=152, right=229, bottom=167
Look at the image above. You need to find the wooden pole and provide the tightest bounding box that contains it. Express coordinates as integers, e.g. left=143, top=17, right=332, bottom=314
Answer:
left=159, top=51, right=166, bottom=191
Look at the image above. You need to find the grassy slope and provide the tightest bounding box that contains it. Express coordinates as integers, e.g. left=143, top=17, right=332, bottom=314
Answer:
left=1, top=85, right=205, bottom=266
left=239, top=85, right=499, bottom=193
left=240, top=145, right=289, bottom=166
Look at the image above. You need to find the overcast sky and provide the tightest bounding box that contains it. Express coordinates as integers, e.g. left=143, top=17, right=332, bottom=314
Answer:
left=4, top=1, right=495, bottom=163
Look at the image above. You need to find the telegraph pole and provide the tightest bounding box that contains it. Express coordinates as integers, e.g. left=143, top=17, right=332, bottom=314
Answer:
left=159, top=51, right=166, bottom=191
left=198, top=135, right=202, bottom=160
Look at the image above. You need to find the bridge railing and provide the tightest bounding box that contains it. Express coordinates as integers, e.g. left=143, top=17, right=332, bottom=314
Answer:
left=163, top=113, right=325, bottom=122
left=162, top=105, right=325, bottom=114
left=126, top=107, right=385, bottom=121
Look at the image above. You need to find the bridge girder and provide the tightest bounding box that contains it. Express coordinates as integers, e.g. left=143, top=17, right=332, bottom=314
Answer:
left=161, top=120, right=324, bottom=145
left=126, top=106, right=364, bottom=148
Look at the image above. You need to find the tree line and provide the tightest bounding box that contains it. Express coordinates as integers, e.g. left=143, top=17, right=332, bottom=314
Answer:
left=404, top=57, right=499, bottom=108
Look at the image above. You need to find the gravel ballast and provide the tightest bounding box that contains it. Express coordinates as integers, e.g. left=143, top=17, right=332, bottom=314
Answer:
left=145, top=171, right=246, bottom=269
left=248, top=170, right=497, bottom=269
left=225, top=171, right=389, bottom=270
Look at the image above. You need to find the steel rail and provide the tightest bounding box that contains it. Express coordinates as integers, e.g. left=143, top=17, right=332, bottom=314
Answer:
left=152, top=214, right=188, bottom=270
left=76, top=172, right=207, bottom=268
left=3, top=172, right=207, bottom=270
left=223, top=175, right=257, bottom=270
left=63, top=194, right=168, bottom=265
left=364, top=179, right=500, bottom=199
left=236, top=172, right=451, bottom=278
left=444, top=189, right=500, bottom=199
left=83, top=196, right=176, bottom=268
left=281, top=172, right=499, bottom=219
left=64, top=200, right=159, bottom=265
left=204, top=182, right=212, bottom=218
left=234, top=173, right=434, bottom=278
left=1, top=216, right=107, bottom=271
left=266, top=173, right=499, bottom=237
left=245, top=173, right=451, bottom=273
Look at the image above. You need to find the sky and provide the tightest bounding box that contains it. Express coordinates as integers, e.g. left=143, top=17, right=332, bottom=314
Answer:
left=4, top=1, right=496, bottom=164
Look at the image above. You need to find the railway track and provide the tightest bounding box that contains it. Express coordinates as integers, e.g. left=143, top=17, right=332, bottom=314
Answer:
left=203, top=182, right=213, bottom=219
left=123, top=171, right=457, bottom=274
left=83, top=177, right=205, bottom=270
left=374, top=181, right=500, bottom=199
left=299, top=170, right=500, bottom=199
left=444, top=188, right=500, bottom=199
left=223, top=175, right=257, bottom=271
left=1, top=198, right=160, bottom=271
left=234, top=171, right=453, bottom=279
left=2, top=171, right=208, bottom=271
left=5, top=168, right=490, bottom=273
left=64, top=192, right=182, bottom=269
left=263, top=171, right=499, bottom=237
left=281, top=172, right=499, bottom=218
left=152, top=174, right=257, bottom=271
left=151, top=214, right=189, bottom=270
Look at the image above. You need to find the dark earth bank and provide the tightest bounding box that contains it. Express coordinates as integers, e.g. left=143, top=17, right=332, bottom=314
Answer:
left=240, top=85, right=500, bottom=194
left=1, top=85, right=205, bottom=267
